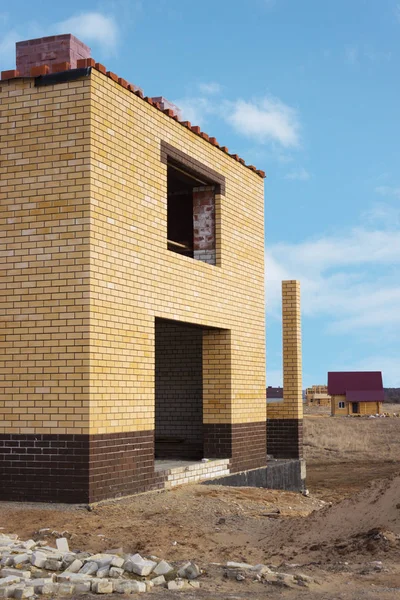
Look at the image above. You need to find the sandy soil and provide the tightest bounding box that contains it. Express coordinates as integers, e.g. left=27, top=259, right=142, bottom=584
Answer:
left=1, top=415, right=400, bottom=598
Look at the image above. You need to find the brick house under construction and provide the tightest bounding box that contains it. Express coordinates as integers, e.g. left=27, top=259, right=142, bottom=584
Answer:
left=0, top=35, right=303, bottom=503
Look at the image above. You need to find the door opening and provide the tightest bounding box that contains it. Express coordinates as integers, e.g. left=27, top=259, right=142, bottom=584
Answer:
left=155, top=318, right=203, bottom=460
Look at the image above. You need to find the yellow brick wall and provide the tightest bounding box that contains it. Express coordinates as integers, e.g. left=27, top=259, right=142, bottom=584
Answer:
left=0, top=76, right=91, bottom=435
left=266, top=402, right=286, bottom=418
left=268, top=280, right=303, bottom=420
left=0, top=69, right=266, bottom=435
left=88, top=69, right=266, bottom=433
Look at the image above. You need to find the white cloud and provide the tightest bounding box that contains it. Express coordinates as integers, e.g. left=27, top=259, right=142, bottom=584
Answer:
left=364, top=48, right=391, bottom=62
left=226, top=97, right=300, bottom=148
left=345, top=44, right=391, bottom=66
left=266, top=369, right=283, bottom=387
left=346, top=356, right=400, bottom=387
left=345, top=45, right=359, bottom=65
left=176, top=92, right=301, bottom=148
left=375, top=185, right=400, bottom=199
left=284, top=167, right=311, bottom=181
left=0, top=11, right=119, bottom=69
left=0, top=29, right=20, bottom=68
left=281, top=228, right=400, bottom=270
left=362, top=202, right=400, bottom=229
left=173, top=97, right=213, bottom=127
left=54, top=12, right=118, bottom=53
left=266, top=222, right=400, bottom=336
left=197, top=82, right=222, bottom=95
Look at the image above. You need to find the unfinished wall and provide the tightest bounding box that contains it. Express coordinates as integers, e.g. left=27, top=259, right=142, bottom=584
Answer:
left=0, top=55, right=266, bottom=502
left=0, top=75, right=91, bottom=502
left=87, top=67, right=266, bottom=500
left=155, top=320, right=203, bottom=459
left=267, top=280, right=303, bottom=459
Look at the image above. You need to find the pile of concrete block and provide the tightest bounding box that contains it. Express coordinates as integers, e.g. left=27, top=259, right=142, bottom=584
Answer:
left=0, top=534, right=202, bottom=597
left=224, top=561, right=318, bottom=588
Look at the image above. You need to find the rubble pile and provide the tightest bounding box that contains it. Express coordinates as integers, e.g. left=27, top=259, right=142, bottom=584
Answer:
left=0, top=534, right=201, bottom=597
left=224, top=562, right=319, bottom=589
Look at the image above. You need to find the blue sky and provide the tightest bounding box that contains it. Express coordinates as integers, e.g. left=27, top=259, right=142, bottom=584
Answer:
left=2, top=0, right=400, bottom=387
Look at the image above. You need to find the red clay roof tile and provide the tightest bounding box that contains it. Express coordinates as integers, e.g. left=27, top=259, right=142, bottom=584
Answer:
left=0, top=62, right=266, bottom=178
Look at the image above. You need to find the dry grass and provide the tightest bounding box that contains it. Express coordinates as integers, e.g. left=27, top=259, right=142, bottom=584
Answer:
left=304, top=415, right=400, bottom=463
left=304, top=402, right=400, bottom=416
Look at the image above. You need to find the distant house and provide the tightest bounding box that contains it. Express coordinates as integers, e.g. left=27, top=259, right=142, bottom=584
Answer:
left=305, top=385, right=331, bottom=407
left=328, top=372, right=384, bottom=416
left=266, top=386, right=284, bottom=403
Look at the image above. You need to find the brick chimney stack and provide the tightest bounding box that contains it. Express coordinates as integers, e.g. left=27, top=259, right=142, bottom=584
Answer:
left=16, top=34, right=91, bottom=76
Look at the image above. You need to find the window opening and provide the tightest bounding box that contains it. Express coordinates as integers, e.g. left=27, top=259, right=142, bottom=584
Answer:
left=167, top=161, right=216, bottom=265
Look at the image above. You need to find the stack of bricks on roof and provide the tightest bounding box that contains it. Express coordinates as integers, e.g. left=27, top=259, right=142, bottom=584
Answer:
left=1, top=34, right=265, bottom=178
left=0, top=33, right=304, bottom=503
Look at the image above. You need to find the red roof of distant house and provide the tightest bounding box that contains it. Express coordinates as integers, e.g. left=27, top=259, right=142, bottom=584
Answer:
left=266, top=386, right=284, bottom=399
left=328, top=371, right=383, bottom=402
left=346, top=389, right=385, bottom=402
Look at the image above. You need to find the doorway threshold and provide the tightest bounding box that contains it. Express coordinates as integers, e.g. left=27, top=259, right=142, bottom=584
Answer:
left=155, top=458, right=230, bottom=489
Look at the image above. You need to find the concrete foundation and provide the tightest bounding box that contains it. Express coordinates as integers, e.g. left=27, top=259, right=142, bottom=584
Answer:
left=202, top=459, right=306, bottom=492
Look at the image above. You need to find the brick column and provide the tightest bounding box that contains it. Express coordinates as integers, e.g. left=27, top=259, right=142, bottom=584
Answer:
left=16, top=34, right=91, bottom=76
left=193, top=186, right=216, bottom=265
left=203, top=328, right=267, bottom=472
left=203, top=328, right=232, bottom=459
left=267, top=280, right=303, bottom=458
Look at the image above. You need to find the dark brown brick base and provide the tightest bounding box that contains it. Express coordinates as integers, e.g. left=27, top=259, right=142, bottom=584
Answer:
left=266, top=419, right=303, bottom=459
left=203, top=422, right=266, bottom=473
left=89, top=432, right=163, bottom=502
left=0, top=421, right=269, bottom=503
left=0, top=431, right=163, bottom=504
left=0, top=434, right=90, bottom=503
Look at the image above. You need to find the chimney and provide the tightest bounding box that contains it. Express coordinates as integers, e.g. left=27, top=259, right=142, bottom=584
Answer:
left=16, top=34, right=91, bottom=77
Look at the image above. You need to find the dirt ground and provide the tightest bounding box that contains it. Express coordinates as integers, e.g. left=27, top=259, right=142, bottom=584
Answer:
left=1, top=413, right=400, bottom=599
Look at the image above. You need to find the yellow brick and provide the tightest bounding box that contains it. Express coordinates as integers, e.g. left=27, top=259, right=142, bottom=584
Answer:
left=1, top=71, right=266, bottom=434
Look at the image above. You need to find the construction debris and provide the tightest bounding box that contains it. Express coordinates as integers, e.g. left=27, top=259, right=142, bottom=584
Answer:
left=0, top=534, right=202, bottom=597
left=0, top=532, right=325, bottom=597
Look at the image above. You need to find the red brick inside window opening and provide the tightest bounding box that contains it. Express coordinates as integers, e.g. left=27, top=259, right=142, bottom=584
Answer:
left=167, top=162, right=217, bottom=266
left=193, top=186, right=216, bottom=265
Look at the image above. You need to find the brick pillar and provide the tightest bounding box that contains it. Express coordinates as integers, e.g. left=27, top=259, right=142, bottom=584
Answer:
left=16, top=34, right=91, bottom=76
left=203, top=328, right=267, bottom=472
left=193, top=186, right=216, bottom=265
left=203, top=328, right=232, bottom=459
left=267, top=280, right=303, bottom=458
